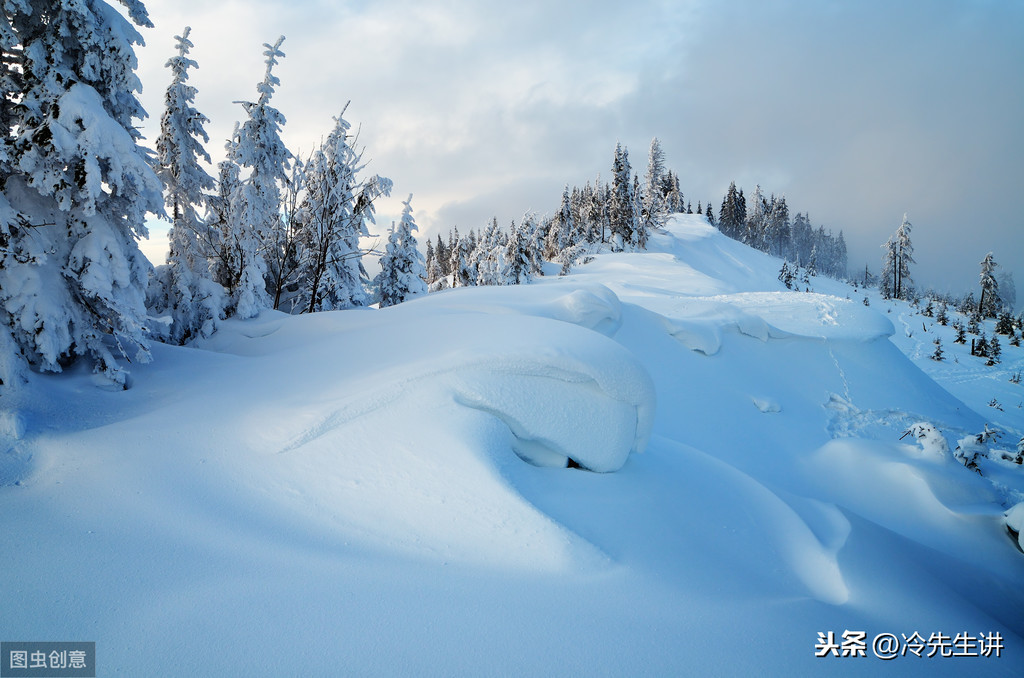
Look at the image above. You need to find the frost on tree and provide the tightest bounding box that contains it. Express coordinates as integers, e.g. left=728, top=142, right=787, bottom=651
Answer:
left=977, top=252, right=1001, bottom=319
left=151, top=27, right=223, bottom=344
left=296, top=105, right=391, bottom=313
left=609, top=143, right=645, bottom=251
left=881, top=214, right=914, bottom=300
left=375, top=194, right=427, bottom=308
left=1, top=0, right=164, bottom=386
left=641, top=137, right=668, bottom=233
left=225, top=36, right=291, bottom=319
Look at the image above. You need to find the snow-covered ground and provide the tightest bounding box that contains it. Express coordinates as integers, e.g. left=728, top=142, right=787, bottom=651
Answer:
left=2, top=215, right=1022, bottom=676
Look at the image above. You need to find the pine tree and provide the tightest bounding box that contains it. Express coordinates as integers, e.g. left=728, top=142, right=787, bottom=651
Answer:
left=744, top=185, right=766, bottom=249
left=765, top=195, right=790, bottom=257
left=988, top=335, right=1001, bottom=366
left=641, top=137, right=667, bottom=233
left=434, top=234, right=449, bottom=277
left=609, top=143, right=643, bottom=251
left=1, top=0, right=165, bottom=386
left=967, top=314, right=981, bottom=335
left=296, top=106, right=392, bottom=312
left=545, top=186, right=574, bottom=260
left=953, top=321, right=967, bottom=344
left=424, top=239, right=435, bottom=283
left=881, top=214, right=914, bottom=300
left=450, top=237, right=474, bottom=287
left=150, top=27, right=224, bottom=343
left=505, top=218, right=533, bottom=285
left=931, top=337, right=944, bottom=361
left=226, top=36, right=291, bottom=319
left=375, top=194, right=427, bottom=308
left=977, top=252, right=1000, bottom=318
left=936, top=303, right=949, bottom=326
left=995, top=311, right=1014, bottom=335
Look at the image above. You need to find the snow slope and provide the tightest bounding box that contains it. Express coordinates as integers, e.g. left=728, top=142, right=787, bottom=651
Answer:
left=1, top=215, right=1022, bottom=676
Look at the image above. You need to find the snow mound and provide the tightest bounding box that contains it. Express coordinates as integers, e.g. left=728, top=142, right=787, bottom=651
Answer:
left=409, top=282, right=623, bottom=336
left=284, top=311, right=655, bottom=473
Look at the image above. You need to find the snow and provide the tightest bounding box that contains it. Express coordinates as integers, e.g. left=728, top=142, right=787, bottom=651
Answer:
left=2, top=214, right=1023, bottom=675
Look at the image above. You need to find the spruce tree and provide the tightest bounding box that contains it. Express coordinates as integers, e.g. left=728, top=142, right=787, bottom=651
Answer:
left=977, top=252, right=1000, bottom=318
left=641, top=137, right=667, bottom=232
left=609, top=143, right=642, bottom=251
left=226, top=37, right=291, bottom=318
left=153, top=27, right=223, bottom=343
left=296, top=107, right=391, bottom=312
left=375, top=194, right=427, bottom=308
left=1, top=0, right=164, bottom=386
left=988, top=335, right=1001, bottom=366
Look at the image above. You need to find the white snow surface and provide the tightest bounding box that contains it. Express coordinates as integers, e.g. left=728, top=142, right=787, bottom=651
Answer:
left=2, top=215, right=1022, bottom=676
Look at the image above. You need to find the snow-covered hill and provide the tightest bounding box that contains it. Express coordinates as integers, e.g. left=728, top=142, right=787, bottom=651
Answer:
left=2, top=215, right=1022, bottom=676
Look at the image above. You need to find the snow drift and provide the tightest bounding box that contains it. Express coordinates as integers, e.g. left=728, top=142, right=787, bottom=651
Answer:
left=2, top=214, right=1022, bottom=676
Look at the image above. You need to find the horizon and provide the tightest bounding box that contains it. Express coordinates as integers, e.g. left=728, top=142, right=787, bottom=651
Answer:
left=131, top=0, right=1023, bottom=302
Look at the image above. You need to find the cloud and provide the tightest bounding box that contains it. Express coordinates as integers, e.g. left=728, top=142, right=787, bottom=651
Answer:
left=132, top=0, right=1023, bottom=297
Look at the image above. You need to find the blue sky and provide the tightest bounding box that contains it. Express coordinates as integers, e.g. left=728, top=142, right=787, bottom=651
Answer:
left=133, top=0, right=1024, bottom=301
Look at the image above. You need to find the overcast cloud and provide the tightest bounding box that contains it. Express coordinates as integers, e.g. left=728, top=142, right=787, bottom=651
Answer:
left=131, top=0, right=1024, bottom=299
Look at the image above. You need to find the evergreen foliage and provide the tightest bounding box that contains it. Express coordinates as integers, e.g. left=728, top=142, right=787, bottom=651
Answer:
left=152, top=26, right=223, bottom=344
left=0, top=0, right=164, bottom=386
left=375, top=194, right=427, bottom=308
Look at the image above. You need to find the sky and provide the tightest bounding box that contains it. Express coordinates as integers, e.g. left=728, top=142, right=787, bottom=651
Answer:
left=129, top=0, right=1024, bottom=301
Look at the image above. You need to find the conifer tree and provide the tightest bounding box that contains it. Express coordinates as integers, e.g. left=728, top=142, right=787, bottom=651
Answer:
left=881, top=214, right=914, bottom=300
left=953, top=321, right=967, bottom=344
left=505, top=218, right=533, bottom=285
left=375, top=194, right=427, bottom=308
left=226, top=36, right=291, bottom=318
left=450, top=237, right=474, bottom=287
left=641, top=137, right=667, bottom=232
left=609, top=143, right=643, bottom=251
left=296, top=107, right=392, bottom=312
left=977, top=252, right=1000, bottom=318
left=153, top=26, right=223, bottom=343
left=1, top=0, right=165, bottom=386
left=988, top=335, right=1001, bottom=366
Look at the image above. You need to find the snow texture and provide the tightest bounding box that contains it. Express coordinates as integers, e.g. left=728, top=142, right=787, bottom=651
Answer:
left=3, top=214, right=1022, bottom=676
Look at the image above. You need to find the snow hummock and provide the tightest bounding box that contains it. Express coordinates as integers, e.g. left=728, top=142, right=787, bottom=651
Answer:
left=3, top=214, right=1022, bottom=675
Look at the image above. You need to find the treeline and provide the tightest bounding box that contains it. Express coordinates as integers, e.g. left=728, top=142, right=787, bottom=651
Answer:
left=717, top=182, right=848, bottom=279
left=425, top=138, right=701, bottom=289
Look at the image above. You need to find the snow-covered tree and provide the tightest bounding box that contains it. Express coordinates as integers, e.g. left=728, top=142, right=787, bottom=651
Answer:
left=641, top=137, right=668, bottom=232
left=152, top=26, right=223, bottom=343
left=743, top=185, right=766, bottom=248
left=505, top=217, right=534, bottom=285
left=545, top=186, right=574, bottom=260
left=1, top=0, right=165, bottom=386
left=450, top=237, right=474, bottom=288
left=266, top=157, right=305, bottom=310
left=609, top=143, right=644, bottom=251
left=375, top=194, right=427, bottom=308
left=881, top=214, right=914, bottom=300
left=718, top=182, right=744, bottom=239
left=296, top=106, right=391, bottom=312
left=977, top=252, right=1000, bottom=318
left=764, top=195, right=789, bottom=257
left=226, top=36, right=291, bottom=318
